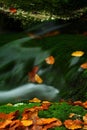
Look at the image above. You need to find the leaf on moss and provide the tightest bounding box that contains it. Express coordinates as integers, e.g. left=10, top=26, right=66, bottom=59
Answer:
left=21, top=120, right=33, bottom=126
left=29, top=97, right=41, bottom=103
left=69, top=113, right=76, bottom=118
left=73, top=101, right=83, bottom=106
left=37, top=118, right=58, bottom=125
left=43, top=119, right=62, bottom=129
left=64, top=119, right=83, bottom=129
left=83, top=114, right=87, bottom=123
left=0, top=120, right=12, bottom=129
left=83, top=101, right=87, bottom=109
left=0, top=110, right=19, bottom=120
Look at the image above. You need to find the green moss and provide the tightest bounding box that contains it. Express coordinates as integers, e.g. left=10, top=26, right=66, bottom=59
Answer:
left=0, top=101, right=87, bottom=129
left=38, top=102, right=87, bottom=122
left=0, top=102, right=41, bottom=114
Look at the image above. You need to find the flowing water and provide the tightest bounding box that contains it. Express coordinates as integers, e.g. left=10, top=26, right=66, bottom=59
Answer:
left=0, top=21, right=87, bottom=104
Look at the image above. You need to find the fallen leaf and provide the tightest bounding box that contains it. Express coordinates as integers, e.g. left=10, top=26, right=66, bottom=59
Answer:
left=22, top=109, right=39, bottom=120
left=69, top=113, right=76, bottom=118
left=9, top=7, right=17, bottom=13
left=83, top=101, right=87, bottom=109
left=43, top=119, right=62, bottom=129
left=83, top=114, right=87, bottom=123
left=64, top=119, right=83, bottom=129
left=9, top=120, right=22, bottom=129
left=71, top=51, right=84, bottom=57
left=21, top=120, right=33, bottom=126
left=45, top=56, right=55, bottom=64
left=29, top=97, right=41, bottom=103
left=0, top=120, right=12, bottom=129
left=36, top=118, right=58, bottom=125
left=73, top=101, right=83, bottom=106
left=28, top=66, right=39, bottom=82
left=35, top=74, right=43, bottom=83
left=83, top=124, right=87, bottom=130
left=41, top=102, right=51, bottom=110
left=7, top=110, right=19, bottom=120
left=80, top=62, right=87, bottom=69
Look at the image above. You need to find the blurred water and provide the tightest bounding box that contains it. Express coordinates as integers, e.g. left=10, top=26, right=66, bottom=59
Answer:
left=0, top=83, right=59, bottom=104
left=0, top=21, right=87, bottom=104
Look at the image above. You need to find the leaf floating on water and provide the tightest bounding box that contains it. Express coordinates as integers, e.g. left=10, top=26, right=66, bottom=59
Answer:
left=71, top=51, right=84, bottom=57
left=45, top=56, right=55, bottom=64
left=80, top=62, right=87, bottom=69
left=35, top=74, right=43, bottom=84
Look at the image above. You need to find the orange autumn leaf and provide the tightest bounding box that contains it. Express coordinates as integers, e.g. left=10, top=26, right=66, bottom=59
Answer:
left=21, top=120, right=33, bottom=126
left=41, top=102, right=51, bottom=110
left=69, top=113, right=76, bottom=118
left=71, top=51, right=84, bottom=57
left=7, top=110, right=19, bottom=120
left=43, top=119, right=62, bottom=129
left=35, top=74, right=43, bottom=83
left=73, top=100, right=83, bottom=106
left=10, top=120, right=22, bottom=129
left=83, top=124, right=87, bottom=130
left=29, top=97, right=41, bottom=103
left=83, top=114, right=87, bottom=123
left=64, top=119, right=83, bottom=130
left=9, top=7, right=17, bottom=13
left=0, top=120, right=12, bottom=129
left=0, top=110, right=19, bottom=121
left=28, top=66, right=39, bottom=82
left=22, top=109, right=39, bottom=120
left=83, top=101, right=87, bottom=109
left=42, top=100, right=51, bottom=104
left=36, top=118, right=58, bottom=125
left=80, top=62, right=87, bottom=69
left=45, top=56, right=55, bottom=64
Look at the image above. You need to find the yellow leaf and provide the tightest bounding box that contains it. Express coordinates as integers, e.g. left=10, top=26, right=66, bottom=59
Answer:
left=35, top=74, right=43, bottom=83
left=29, top=98, right=41, bottom=103
left=45, top=56, right=55, bottom=64
left=71, top=51, right=84, bottom=57
left=21, top=120, right=33, bottom=126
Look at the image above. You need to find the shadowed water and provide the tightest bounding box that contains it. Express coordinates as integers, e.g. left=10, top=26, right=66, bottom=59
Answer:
left=0, top=83, right=59, bottom=104
left=0, top=22, right=87, bottom=104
